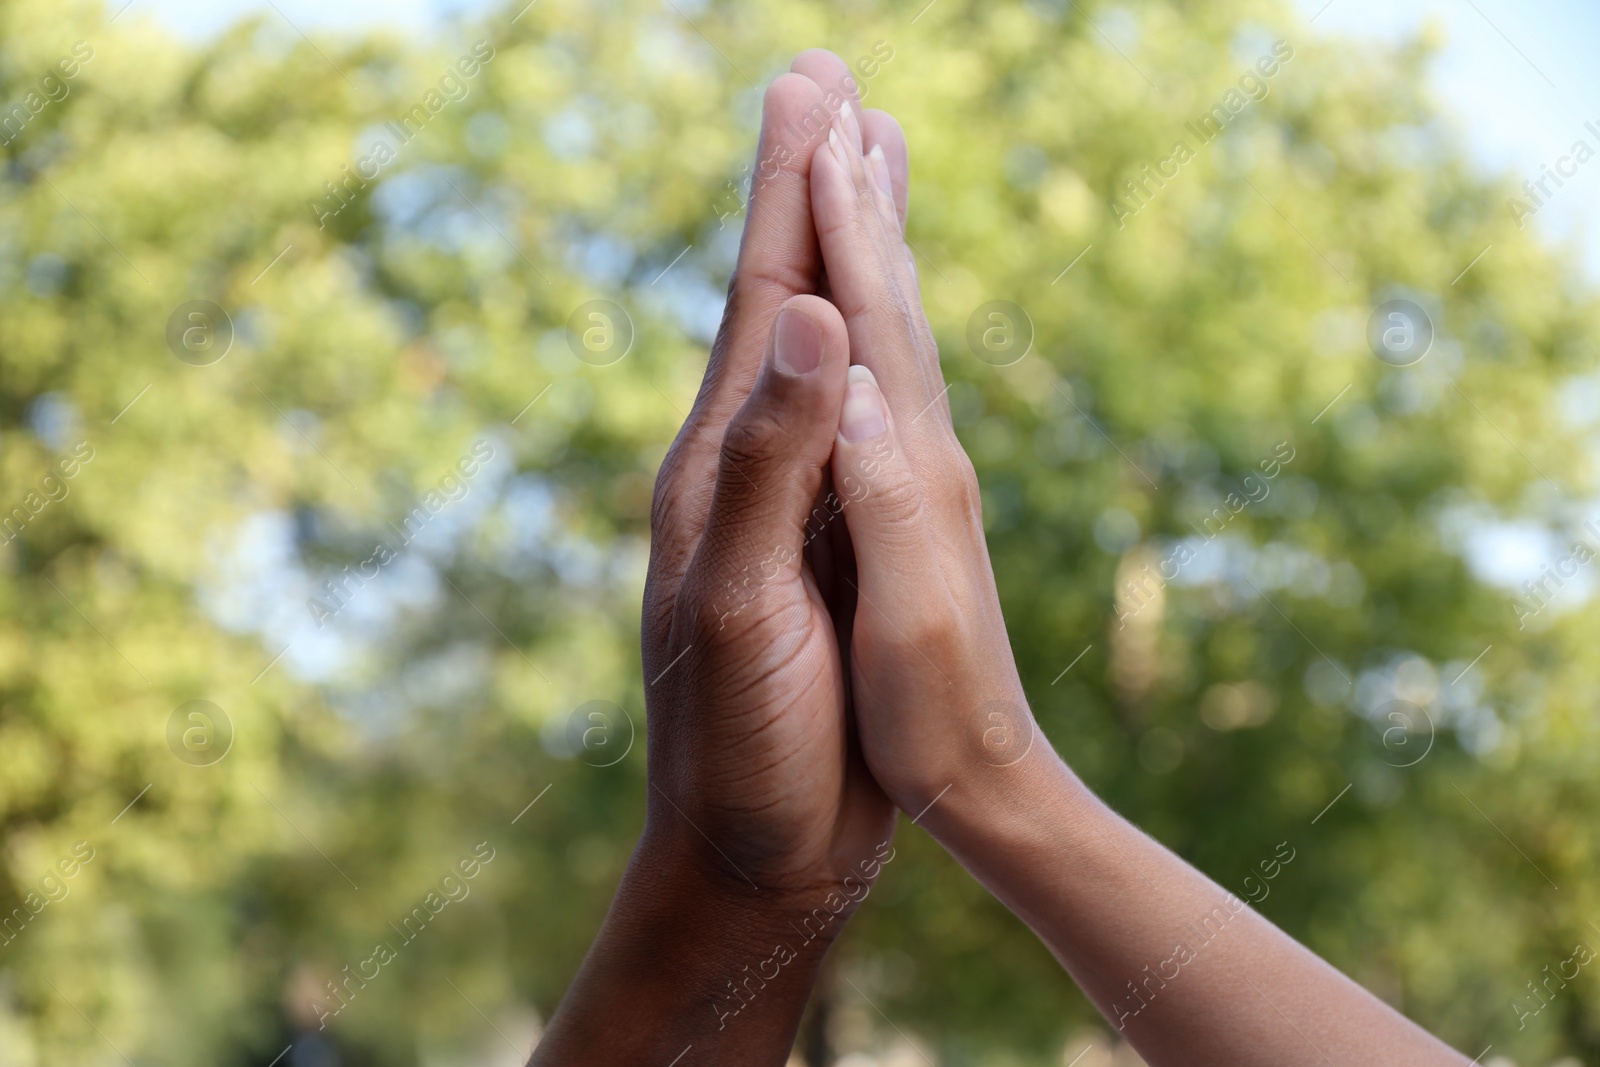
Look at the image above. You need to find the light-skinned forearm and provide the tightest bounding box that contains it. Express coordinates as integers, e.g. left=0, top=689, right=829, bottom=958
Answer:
left=799, top=82, right=1466, bottom=1067
left=923, top=754, right=1469, bottom=1067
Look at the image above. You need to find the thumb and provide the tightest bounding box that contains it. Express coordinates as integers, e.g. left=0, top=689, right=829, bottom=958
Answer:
left=831, top=365, right=946, bottom=621
left=688, top=294, right=851, bottom=599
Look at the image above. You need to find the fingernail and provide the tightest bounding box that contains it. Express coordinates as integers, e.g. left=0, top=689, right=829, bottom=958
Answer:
left=841, top=100, right=862, bottom=149
left=868, top=144, right=893, bottom=200
left=827, top=127, right=846, bottom=168
left=774, top=307, right=823, bottom=376
left=840, top=365, right=888, bottom=442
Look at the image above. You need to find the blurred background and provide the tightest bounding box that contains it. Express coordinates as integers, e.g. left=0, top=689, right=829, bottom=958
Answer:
left=2, top=0, right=1599, bottom=1063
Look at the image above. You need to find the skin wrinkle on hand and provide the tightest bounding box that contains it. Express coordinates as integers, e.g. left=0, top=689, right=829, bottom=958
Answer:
left=534, top=49, right=897, bottom=1067
left=536, top=48, right=1474, bottom=1067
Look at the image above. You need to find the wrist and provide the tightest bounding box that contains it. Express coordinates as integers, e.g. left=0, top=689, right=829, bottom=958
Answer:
left=914, top=742, right=1106, bottom=896
left=625, top=823, right=857, bottom=959
left=535, top=828, right=854, bottom=1066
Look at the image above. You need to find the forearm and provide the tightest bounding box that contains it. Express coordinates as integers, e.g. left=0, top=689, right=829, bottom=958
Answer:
left=531, top=827, right=838, bottom=1066
left=925, top=754, right=1469, bottom=1067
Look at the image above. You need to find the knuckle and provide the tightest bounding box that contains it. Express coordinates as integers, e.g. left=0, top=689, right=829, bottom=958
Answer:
left=649, top=436, right=697, bottom=535
left=873, top=287, right=905, bottom=323
left=640, top=580, right=679, bottom=654
left=866, top=468, right=925, bottom=528
left=812, top=195, right=861, bottom=248
left=675, top=578, right=725, bottom=636
left=648, top=450, right=681, bottom=525
left=941, top=450, right=983, bottom=520
left=678, top=551, right=785, bottom=640
left=648, top=484, right=677, bottom=541
left=728, top=255, right=810, bottom=312
left=898, top=605, right=962, bottom=662
left=717, top=411, right=782, bottom=476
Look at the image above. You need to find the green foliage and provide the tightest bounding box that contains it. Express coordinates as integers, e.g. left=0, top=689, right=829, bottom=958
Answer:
left=1, top=0, right=1596, bottom=1064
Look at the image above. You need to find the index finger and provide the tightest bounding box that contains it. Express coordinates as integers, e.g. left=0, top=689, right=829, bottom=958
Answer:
left=650, top=72, right=834, bottom=595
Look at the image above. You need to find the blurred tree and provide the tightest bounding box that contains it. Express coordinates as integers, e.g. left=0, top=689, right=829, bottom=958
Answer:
left=0, top=0, right=1597, bottom=1064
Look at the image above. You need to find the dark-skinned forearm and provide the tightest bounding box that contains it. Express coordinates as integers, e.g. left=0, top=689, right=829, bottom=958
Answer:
left=531, top=827, right=850, bottom=1066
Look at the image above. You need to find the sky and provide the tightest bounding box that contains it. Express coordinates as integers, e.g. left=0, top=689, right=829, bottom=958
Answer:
left=1298, top=0, right=1600, bottom=278
left=114, top=0, right=1600, bottom=277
